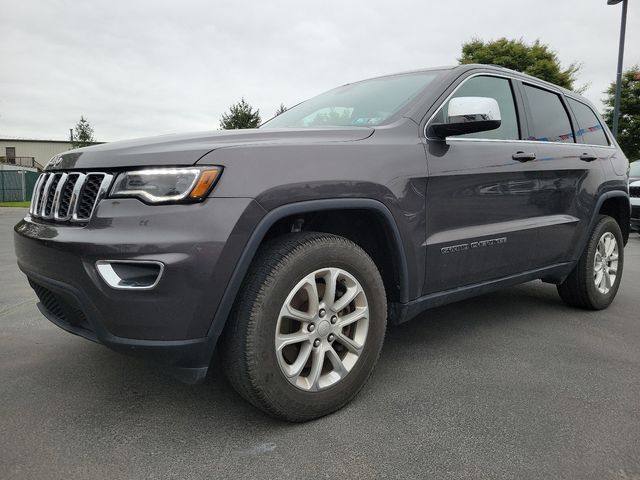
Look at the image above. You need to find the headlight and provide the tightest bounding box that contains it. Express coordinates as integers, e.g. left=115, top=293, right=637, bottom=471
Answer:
left=110, top=167, right=222, bottom=204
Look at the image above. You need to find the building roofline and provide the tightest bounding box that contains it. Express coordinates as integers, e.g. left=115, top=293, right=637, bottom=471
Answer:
left=0, top=138, right=103, bottom=144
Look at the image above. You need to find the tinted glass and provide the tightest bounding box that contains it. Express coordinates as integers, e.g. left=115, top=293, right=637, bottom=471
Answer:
left=432, top=76, right=519, bottom=140
left=567, top=98, right=609, bottom=146
left=262, top=71, right=440, bottom=128
left=523, top=85, right=574, bottom=143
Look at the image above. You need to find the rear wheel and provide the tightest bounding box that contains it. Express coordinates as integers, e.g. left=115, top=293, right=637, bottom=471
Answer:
left=557, top=215, right=624, bottom=310
left=220, top=232, right=387, bottom=422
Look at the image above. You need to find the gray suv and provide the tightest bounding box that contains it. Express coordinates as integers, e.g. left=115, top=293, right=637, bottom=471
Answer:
left=14, top=65, right=631, bottom=421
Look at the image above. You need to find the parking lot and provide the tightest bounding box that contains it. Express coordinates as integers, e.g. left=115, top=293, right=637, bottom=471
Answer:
left=1, top=206, right=639, bottom=479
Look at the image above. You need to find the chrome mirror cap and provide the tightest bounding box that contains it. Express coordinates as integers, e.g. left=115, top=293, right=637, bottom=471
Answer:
left=447, top=96, right=502, bottom=123
left=429, top=96, right=502, bottom=140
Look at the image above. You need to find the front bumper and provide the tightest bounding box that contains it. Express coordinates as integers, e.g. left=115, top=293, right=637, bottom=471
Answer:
left=14, top=196, right=263, bottom=382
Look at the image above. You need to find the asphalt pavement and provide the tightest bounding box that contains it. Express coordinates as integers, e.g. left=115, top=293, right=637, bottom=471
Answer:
left=1, top=207, right=639, bottom=480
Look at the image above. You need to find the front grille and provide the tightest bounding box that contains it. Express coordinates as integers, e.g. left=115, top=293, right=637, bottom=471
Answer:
left=630, top=186, right=640, bottom=198
left=30, top=172, right=113, bottom=223
left=29, top=280, right=93, bottom=333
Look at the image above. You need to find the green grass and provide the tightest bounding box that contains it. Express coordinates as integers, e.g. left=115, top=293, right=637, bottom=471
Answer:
left=0, top=201, right=30, bottom=207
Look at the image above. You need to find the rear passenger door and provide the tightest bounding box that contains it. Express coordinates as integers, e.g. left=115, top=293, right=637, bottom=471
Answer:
left=519, top=83, right=606, bottom=268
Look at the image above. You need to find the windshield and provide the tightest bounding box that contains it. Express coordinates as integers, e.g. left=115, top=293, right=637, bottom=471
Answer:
left=630, top=161, right=640, bottom=176
left=261, top=71, right=440, bottom=129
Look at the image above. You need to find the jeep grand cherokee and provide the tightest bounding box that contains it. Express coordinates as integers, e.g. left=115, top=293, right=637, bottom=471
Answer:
left=14, top=65, right=631, bottom=421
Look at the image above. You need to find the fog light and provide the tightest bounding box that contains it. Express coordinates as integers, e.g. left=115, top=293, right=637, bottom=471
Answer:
left=95, top=260, right=164, bottom=290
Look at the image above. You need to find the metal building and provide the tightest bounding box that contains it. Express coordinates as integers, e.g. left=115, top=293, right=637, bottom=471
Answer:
left=0, top=138, right=101, bottom=202
left=0, top=138, right=74, bottom=170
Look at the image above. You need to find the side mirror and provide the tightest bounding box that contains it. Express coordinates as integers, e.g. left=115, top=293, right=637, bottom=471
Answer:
left=429, top=96, right=502, bottom=139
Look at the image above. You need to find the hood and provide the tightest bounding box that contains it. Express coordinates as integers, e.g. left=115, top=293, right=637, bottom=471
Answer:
left=46, top=127, right=374, bottom=171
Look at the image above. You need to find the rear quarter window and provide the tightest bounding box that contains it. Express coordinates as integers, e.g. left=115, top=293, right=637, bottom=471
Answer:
left=567, top=98, right=610, bottom=146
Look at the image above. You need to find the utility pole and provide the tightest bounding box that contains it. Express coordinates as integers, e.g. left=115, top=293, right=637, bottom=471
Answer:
left=607, top=0, right=628, bottom=139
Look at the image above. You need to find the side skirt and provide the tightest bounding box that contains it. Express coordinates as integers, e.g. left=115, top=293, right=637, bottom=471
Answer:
left=390, top=262, right=574, bottom=325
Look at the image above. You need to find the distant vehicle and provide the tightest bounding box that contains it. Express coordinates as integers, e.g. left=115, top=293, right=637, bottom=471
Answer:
left=14, top=65, right=631, bottom=421
left=630, top=161, right=640, bottom=183
left=630, top=161, right=640, bottom=232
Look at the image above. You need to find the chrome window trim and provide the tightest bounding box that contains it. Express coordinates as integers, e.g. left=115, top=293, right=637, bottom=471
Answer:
left=423, top=71, right=613, bottom=147
left=445, top=137, right=616, bottom=149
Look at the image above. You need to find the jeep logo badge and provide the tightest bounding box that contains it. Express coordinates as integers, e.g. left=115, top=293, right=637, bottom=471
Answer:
left=46, top=155, right=63, bottom=169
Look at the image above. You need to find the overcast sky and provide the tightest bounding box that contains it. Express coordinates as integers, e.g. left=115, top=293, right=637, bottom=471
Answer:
left=1, top=0, right=639, bottom=142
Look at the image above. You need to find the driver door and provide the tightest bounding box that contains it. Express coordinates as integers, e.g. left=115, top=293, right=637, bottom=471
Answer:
left=423, top=74, right=543, bottom=294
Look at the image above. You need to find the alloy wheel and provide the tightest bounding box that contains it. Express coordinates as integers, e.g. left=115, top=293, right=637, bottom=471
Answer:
left=274, top=267, right=369, bottom=391
left=593, top=232, right=619, bottom=294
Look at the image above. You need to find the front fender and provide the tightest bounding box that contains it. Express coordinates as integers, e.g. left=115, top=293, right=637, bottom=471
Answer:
left=206, top=198, right=412, bottom=340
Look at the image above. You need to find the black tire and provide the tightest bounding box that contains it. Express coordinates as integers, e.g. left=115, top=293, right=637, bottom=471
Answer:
left=557, top=215, right=624, bottom=310
left=219, top=232, right=387, bottom=422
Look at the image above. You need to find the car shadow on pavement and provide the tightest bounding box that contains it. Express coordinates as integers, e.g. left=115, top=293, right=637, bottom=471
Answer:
left=43, top=279, right=586, bottom=426
left=8, top=273, right=636, bottom=479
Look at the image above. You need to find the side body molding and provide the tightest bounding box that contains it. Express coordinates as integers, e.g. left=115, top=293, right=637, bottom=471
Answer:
left=207, top=198, right=410, bottom=339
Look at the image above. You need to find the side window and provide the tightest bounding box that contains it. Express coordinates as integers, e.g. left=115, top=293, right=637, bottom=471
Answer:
left=567, top=98, right=609, bottom=146
left=523, top=84, right=574, bottom=143
left=433, top=76, right=520, bottom=140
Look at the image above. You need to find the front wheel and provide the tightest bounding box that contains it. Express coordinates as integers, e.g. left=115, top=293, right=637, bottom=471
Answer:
left=220, top=232, right=387, bottom=422
left=557, top=215, right=624, bottom=310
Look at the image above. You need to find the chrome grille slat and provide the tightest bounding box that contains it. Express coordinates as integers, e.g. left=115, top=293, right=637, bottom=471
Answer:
left=51, top=173, right=69, bottom=220
left=29, top=174, right=47, bottom=215
left=74, top=174, right=109, bottom=221
left=55, top=173, right=80, bottom=221
left=68, top=173, right=87, bottom=221
left=43, top=174, right=64, bottom=218
left=34, top=173, right=50, bottom=214
left=29, top=171, right=112, bottom=224
left=39, top=174, right=57, bottom=217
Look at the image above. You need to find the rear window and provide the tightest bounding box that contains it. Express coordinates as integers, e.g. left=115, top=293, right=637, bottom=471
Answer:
left=523, top=84, right=574, bottom=143
left=567, top=98, right=609, bottom=146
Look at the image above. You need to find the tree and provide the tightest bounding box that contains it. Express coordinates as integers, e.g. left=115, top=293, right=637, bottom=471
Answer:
left=307, top=108, right=351, bottom=127
left=219, top=98, right=261, bottom=129
left=70, top=115, right=95, bottom=149
left=459, top=38, right=581, bottom=91
left=603, top=66, right=640, bottom=160
left=274, top=103, right=287, bottom=116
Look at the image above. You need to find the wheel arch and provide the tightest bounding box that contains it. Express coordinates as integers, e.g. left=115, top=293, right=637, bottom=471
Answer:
left=597, top=192, right=630, bottom=245
left=207, top=199, right=410, bottom=339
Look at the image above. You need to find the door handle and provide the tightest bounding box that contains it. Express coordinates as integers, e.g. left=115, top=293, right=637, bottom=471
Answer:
left=512, top=151, right=536, bottom=162
left=579, top=153, right=598, bottom=162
